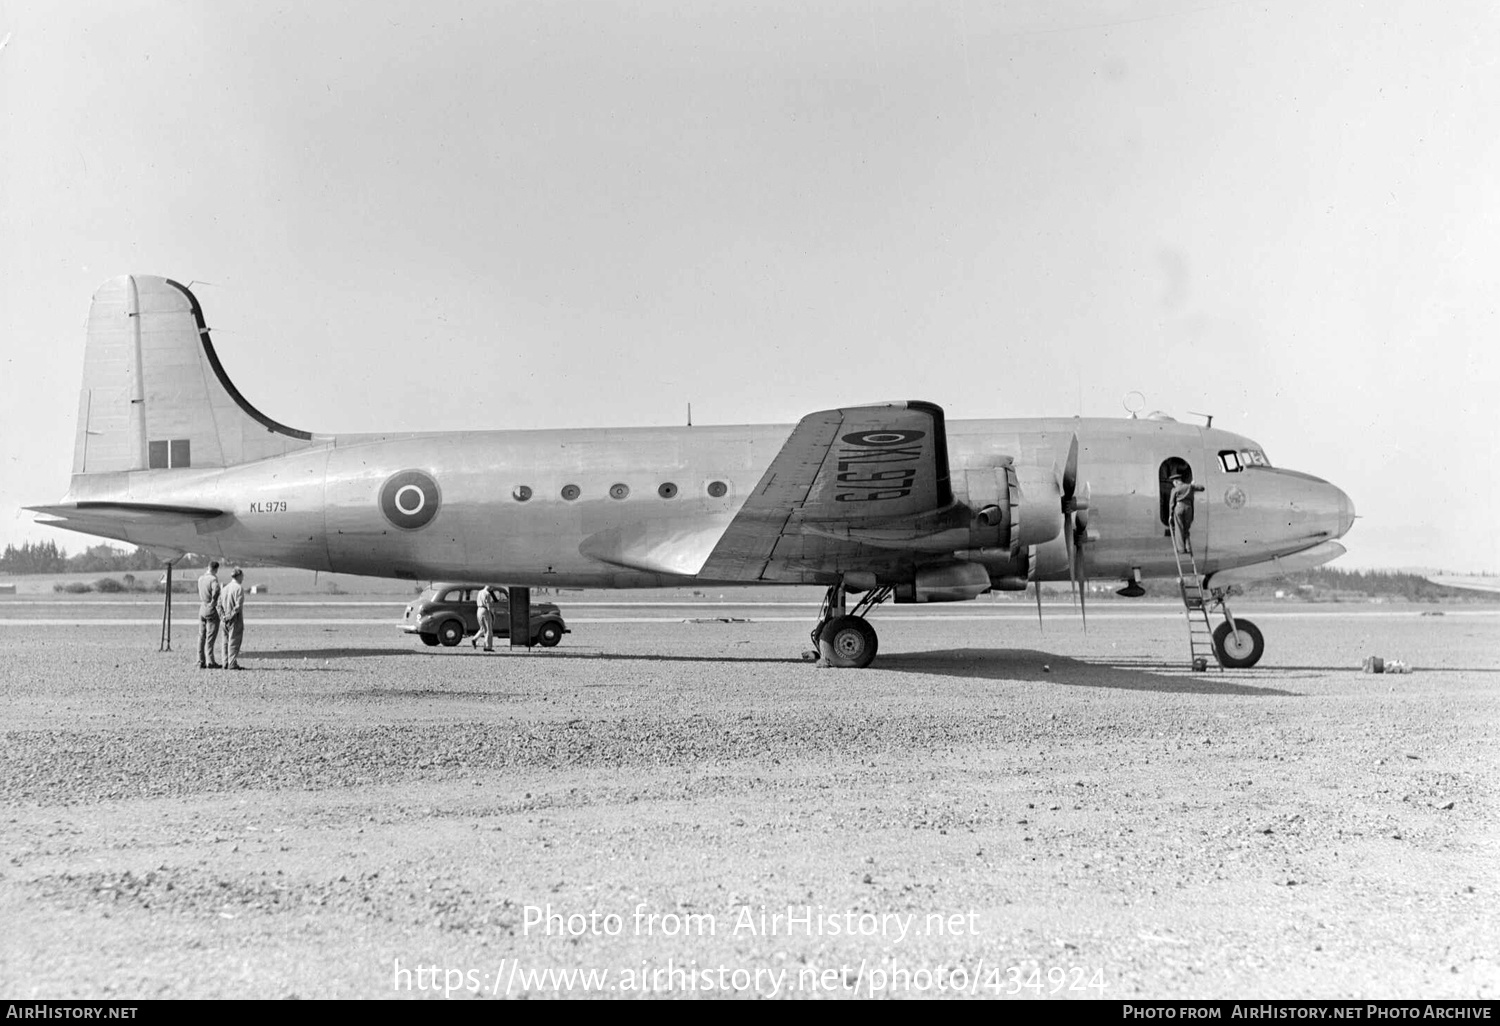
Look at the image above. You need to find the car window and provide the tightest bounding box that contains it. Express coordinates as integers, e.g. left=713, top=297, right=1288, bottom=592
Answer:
left=440, top=588, right=466, bottom=603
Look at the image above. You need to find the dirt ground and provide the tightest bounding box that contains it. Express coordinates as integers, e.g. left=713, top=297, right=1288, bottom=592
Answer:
left=0, top=599, right=1496, bottom=999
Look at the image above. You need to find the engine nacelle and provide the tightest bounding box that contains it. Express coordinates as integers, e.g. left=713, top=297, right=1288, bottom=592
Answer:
left=894, top=561, right=993, bottom=603
left=1012, top=464, right=1066, bottom=548
left=955, top=458, right=1065, bottom=575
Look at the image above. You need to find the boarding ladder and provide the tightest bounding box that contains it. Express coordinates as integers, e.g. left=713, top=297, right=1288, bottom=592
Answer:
left=1170, top=526, right=1221, bottom=671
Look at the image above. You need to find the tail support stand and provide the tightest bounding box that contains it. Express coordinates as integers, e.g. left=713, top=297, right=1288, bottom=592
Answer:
left=509, top=586, right=533, bottom=649
left=1170, top=525, right=1221, bottom=672
left=158, top=560, right=174, bottom=652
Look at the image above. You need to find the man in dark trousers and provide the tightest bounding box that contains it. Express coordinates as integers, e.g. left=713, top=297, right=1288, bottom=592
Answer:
left=196, top=561, right=222, bottom=669
left=1169, top=473, right=1206, bottom=555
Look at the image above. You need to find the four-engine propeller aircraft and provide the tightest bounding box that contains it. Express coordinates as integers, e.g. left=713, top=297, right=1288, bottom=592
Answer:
left=30, top=276, right=1356, bottom=668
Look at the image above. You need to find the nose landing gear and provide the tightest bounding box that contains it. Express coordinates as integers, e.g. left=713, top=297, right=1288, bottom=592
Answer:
left=810, top=581, right=894, bottom=668
left=1208, top=589, right=1265, bottom=668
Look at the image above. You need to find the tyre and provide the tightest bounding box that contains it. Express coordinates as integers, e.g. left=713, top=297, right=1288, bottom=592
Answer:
left=437, top=619, right=465, bottom=647
left=536, top=621, right=564, bottom=647
left=1212, top=619, right=1264, bottom=668
left=419, top=632, right=440, bottom=647
left=817, top=615, right=878, bottom=669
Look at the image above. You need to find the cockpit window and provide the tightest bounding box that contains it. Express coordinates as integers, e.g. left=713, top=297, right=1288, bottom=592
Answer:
left=1219, top=448, right=1270, bottom=472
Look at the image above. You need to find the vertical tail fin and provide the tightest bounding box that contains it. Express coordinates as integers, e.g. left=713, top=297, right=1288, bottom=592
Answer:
left=74, top=275, right=318, bottom=474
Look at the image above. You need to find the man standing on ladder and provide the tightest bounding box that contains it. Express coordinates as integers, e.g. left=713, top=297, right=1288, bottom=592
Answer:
left=1169, top=473, right=1205, bottom=555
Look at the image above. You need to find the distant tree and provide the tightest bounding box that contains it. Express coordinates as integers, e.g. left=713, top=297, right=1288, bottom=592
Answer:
left=2, top=540, right=213, bottom=575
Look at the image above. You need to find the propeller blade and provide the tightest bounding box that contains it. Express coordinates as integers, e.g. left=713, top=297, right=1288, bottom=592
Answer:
left=1076, top=532, right=1088, bottom=633
left=1061, top=433, right=1079, bottom=504
left=1065, top=510, right=1079, bottom=607
left=1027, top=545, right=1043, bottom=631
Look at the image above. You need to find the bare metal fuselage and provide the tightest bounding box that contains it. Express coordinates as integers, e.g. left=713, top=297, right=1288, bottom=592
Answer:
left=55, top=415, right=1354, bottom=589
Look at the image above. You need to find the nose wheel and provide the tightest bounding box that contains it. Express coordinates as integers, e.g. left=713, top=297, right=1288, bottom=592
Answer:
left=1212, top=619, right=1264, bottom=668
left=810, top=582, right=892, bottom=668
left=1206, top=588, right=1265, bottom=668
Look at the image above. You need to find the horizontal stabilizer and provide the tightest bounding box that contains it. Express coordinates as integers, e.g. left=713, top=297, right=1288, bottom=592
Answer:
left=28, top=501, right=225, bottom=527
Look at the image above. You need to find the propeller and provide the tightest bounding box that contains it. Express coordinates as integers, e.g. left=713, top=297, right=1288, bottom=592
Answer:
left=1058, top=434, right=1093, bottom=632
left=1029, top=433, right=1096, bottom=635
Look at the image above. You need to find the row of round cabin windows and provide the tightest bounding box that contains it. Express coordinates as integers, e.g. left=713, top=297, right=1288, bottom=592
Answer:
left=512, top=481, right=729, bottom=503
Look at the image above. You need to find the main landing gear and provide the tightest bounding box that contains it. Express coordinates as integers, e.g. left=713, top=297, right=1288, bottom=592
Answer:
left=1207, top=588, right=1265, bottom=669
left=811, top=582, right=894, bottom=668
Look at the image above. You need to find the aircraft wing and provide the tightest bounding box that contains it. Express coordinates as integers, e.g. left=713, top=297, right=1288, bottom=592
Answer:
left=697, top=401, right=953, bottom=581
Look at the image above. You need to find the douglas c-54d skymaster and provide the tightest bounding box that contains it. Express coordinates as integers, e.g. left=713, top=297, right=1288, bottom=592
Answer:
left=31, top=276, right=1356, bottom=669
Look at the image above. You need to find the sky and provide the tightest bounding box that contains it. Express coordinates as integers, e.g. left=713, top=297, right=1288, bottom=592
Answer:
left=1, top=0, right=1496, bottom=571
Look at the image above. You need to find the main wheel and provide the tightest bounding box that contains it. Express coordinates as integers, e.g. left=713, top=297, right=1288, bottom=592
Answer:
left=818, top=615, right=878, bottom=668
left=536, top=622, right=563, bottom=647
left=419, top=632, right=440, bottom=647
left=1212, top=619, right=1264, bottom=668
left=437, top=619, right=465, bottom=647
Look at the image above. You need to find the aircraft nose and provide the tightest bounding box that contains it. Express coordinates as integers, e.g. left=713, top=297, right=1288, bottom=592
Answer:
left=1335, top=485, right=1356, bottom=539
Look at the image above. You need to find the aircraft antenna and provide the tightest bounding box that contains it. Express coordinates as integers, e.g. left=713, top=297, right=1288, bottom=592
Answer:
left=1187, top=410, right=1214, bottom=428
left=687, top=403, right=692, bottom=428
left=1123, top=391, right=1145, bottom=419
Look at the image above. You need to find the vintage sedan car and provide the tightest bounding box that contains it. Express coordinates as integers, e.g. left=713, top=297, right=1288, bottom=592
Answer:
left=402, top=583, right=569, bottom=647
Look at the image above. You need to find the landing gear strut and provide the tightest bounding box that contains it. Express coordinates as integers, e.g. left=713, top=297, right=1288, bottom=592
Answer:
left=811, top=582, right=893, bottom=668
left=1208, top=588, right=1264, bottom=668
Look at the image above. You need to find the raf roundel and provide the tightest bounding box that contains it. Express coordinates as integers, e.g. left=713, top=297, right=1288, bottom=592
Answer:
left=380, top=470, right=442, bottom=530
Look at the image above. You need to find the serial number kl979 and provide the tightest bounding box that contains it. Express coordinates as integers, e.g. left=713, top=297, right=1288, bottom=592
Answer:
left=247, top=501, right=288, bottom=513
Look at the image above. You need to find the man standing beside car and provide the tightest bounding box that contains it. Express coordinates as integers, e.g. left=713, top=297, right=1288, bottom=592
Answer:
left=473, top=585, right=496, bottom=651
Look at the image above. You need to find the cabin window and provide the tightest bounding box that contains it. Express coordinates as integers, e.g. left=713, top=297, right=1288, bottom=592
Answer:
left=609, top=483, right=630, bottom=500
left=148, top=439, right=191, bottom=468
left=512, top=485, right=533, bottom=502
left=658, top=482, right=678, bottom=499
left=561, top=484, right=580, bottom=501
left=707, top=480, right=728, bottom=498
left=1218, top=450, right=1242, bottom=473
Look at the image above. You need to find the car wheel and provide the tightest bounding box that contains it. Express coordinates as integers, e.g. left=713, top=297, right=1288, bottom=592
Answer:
left=419, top=632, right=440, bottom=647
left=536, top=621, right=563, bottom=647
left=1212, top=619, right=1264, bottom=668
left=437, top=620, right=465, bottom=647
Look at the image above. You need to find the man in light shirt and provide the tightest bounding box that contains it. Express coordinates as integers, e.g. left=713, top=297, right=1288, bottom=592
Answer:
left=196, top=561, right=222, bottom=669
left=218, top=568, right=246, bottom=670
left=473, top=585, right=496, bottom=651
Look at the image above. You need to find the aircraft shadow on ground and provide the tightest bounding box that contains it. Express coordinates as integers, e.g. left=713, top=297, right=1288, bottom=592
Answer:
left=243, top=647, right=416, bottom=659
left=509, top=650, right=806, bottom=665
left=878, top=648, right=1299, bottom=696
